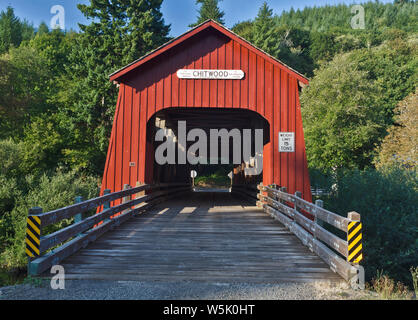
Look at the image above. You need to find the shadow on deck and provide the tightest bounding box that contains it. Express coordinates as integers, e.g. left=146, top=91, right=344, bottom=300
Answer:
left=51, top=191, right=343, bottom=284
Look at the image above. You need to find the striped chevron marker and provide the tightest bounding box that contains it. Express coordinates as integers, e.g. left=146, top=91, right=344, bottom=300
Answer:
left=26, top=216, right=41, bottom=258
left=347, top=221, right=363, bottom=264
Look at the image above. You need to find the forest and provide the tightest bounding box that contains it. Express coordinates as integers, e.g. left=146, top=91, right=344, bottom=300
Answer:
left=0, top=0, right=417, bottom=293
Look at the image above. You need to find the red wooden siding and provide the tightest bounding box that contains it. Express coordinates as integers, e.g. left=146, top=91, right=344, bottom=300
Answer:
left=101, top=24, right=312, bottom=204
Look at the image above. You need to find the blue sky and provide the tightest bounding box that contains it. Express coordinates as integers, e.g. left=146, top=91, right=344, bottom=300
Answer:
left=0, top=0, right=393, bottom=36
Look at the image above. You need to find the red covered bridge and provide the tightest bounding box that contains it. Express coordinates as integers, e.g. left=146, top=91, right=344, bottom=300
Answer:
left=25, top=21, right=363, bottom=288
left=101, top=19, right=312, bottom=203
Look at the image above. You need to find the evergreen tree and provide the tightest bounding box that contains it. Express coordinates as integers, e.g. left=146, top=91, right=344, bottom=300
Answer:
left=0, top=7, right=22, bottom=54
left=252, top=2, right=280, bottom=57
left=189, top=0, right=225, bottom=27
left=58, top=0, right=171, bottom=174
left=20, top=19, right=35, bottom=42
left=37, top=22, right=49, bottom=36
left=232, top=20, right=254, bottom=42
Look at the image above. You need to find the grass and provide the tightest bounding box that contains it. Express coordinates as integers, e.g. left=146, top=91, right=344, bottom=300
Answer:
left=195, top=172, right=230, bottom=188
left=367, top=270, right=415, bottom=300
left=0, top=267, right=26, bottom=287
left=411, top=266, right=418, bottom=298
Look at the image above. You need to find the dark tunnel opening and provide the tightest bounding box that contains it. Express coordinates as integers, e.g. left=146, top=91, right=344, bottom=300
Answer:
left=146, top=108, right=270, bottom=189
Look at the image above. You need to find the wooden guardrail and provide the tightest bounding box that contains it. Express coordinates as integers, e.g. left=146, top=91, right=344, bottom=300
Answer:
left=257, top=183, right=364, bottom=289
left=25, top=183, right=191, bottom=276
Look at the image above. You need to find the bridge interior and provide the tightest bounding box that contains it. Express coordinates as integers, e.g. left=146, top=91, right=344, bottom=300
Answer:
left=59, top=191, right=342, bottom=283
left=148, top=108, right=270, bottom=185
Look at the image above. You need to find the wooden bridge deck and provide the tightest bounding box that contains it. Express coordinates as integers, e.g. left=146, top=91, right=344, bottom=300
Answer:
left=57, top=191, right=343, bottom=283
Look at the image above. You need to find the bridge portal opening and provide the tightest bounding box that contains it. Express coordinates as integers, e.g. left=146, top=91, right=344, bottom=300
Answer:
left=146, top=108, right=270, bottom=188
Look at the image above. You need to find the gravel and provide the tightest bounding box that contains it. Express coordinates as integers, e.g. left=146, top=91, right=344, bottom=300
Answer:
left=0, top=280, right=377, bottom=300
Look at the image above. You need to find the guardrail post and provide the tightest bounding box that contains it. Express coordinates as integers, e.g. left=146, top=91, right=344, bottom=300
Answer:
left=122, top=184, right=132, bottom=214
left=270, top=184, right=277, bottom=201
left=26, top=207, right=42, bottom=276
left=294, top=191, right=302, bottom=212
left=278, top=187, right=285, bottom=206
left=347, top=212, right=362, bottom=264
left=102, top=189, right=111, bottom=222
left=315, top=200, right=324, bottom=229
left=347, top=212, right=364, bottom=290
left=256, top=183, right=263, bottom=208
left=134, top=182, right=143, bottom=209
left=74, top=196, right=83, bottom=223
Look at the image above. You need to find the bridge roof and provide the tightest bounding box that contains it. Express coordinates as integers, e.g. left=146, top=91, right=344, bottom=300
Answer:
left=109, top=19, right=309, bottom=85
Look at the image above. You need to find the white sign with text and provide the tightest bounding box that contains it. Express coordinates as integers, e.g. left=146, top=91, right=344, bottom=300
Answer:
left=177, top=69, right=245, bottom=80
left=279, top=132, right=295, bottom=153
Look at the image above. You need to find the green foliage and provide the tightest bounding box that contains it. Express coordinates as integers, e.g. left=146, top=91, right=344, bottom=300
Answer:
left=0, top=7, right=35, bottom=54
left=36, top=22, right=49, bottom=36
left=275, top=1, right=417, bottom=33
left=322, top=167, right=418, bottom=287
left=0, top=46, right=50, bottom=139
left=309, top=31, right=337, bottom=63
left=375, top=88, right=417, bottom=169
left=0, top=170, right=98, bottom=270
left=301, top=36, right=417, bottom=172
left=0, top=139, right=25, bottom=179
left=301, top=52, right=386, bottom=171
left=0, top=139, right=24, bottom=216
left=253, top=2, right=280, bottom=57
left=22, top=275, right=47, bottom=288
left=56, top=0, right=171, bottom=174
left=21, top=116, right=66, bottom=175
left=0, top=7, right=22, bottom=54
left=350, top=37, right=418, bottom=123
left=194, top=166, right=232, bottom=187
left=190, top=0, right=225, bottom=27
left=231, top=20, right=253, bottom=41
left=233, top=1, right=418, bottom=75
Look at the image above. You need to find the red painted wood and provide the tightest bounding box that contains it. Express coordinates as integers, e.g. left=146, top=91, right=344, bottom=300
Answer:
left=273, top=66, right=281, bottom=185
left=100, top=25, right=312, bottom=202
left=280, top=71, right=289, bottom=192
left=109, top=20, right=309, bottom=85
left=240, top=46, right=249, bottom=109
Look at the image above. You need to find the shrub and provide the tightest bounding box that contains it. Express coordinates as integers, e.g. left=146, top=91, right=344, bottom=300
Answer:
left=0, top=169, right=98, bottom=270
left=320, top=167, right=417, bottom=287
left=0, top=138, right=25, bottom=179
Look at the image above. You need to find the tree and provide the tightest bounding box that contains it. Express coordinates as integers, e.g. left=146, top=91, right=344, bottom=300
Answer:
left=37, top=22, right=49, bottom=36
left=300, top=52, right=387, bottom=171
left=0, top=46, right=50, bottom=139
left=20, top=19, right=35, bottom=42
left=57, top=0, right=171, bottom=174
left=350, top=38, right=417, bottom=124
left=0, top=7, right=22, bottom=54
left=309, top=31, right=337, bottom=64
left=252, top=2, right=280, bottom=57
left=189, top=0, right=225, bottom=27
left=375, top=89, right=417, bottom=169
left=275, top=26, right=314, bottom=77
left=232, top=20, right=253, bottom=42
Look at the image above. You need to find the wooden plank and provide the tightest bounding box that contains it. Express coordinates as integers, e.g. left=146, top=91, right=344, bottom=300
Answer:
left=39, top=187, right=190, bottom=253
left=261, top=185, right=351, bottom=231
left=48, top=192, right=344, bottom=284
left=36, top=183, right=189, bottom=227
left=29, top=189, right=189, bottom=275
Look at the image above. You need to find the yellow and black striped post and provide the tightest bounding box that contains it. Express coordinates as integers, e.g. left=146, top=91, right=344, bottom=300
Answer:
left=26, top=207, right=42, bottom=258
left=347, top=212, right=363, bottom=264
